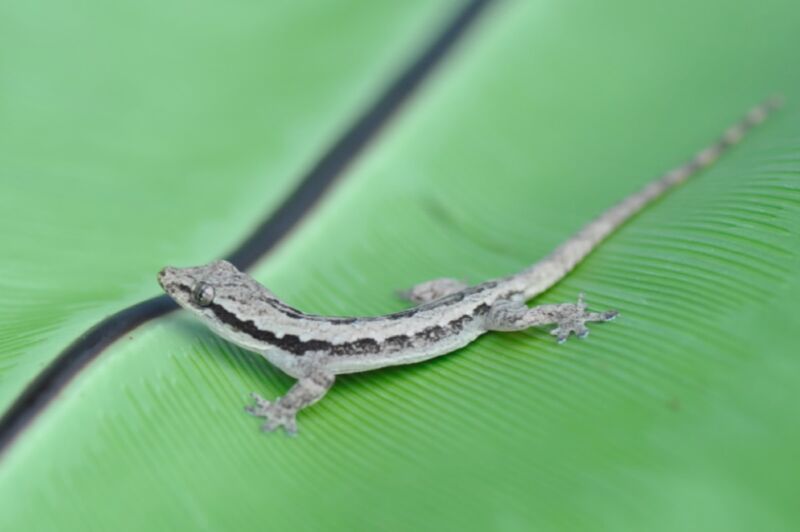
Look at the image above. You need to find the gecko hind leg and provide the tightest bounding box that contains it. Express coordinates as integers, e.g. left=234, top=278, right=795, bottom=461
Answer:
left=246, top=372, right=335, bottom=435
left=486, top=293, right=618, bottom=343
left=397, top=277, right=468, bottom=304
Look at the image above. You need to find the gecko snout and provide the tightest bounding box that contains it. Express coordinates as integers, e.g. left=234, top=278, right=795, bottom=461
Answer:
left=157, top=266, right=177, bottom=289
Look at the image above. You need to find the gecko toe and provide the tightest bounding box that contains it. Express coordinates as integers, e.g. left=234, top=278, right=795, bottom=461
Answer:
left=547, top=295, right=618, bottom=343
left=550, top=327, right=569, bottom=344
left=246, top=392, right=271, bottom=415
left=250, top=391, right=268, bottom=402
left=260, top=415, right=297, bottom=436
left=261, top=420, right=279, bottom=432
left=252, top=402, right=298, bottom=435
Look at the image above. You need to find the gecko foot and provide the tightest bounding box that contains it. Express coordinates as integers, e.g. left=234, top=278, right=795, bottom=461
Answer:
left=549, top=293, right=618, bottom=344
left=245, top=392, right=298, bottom=435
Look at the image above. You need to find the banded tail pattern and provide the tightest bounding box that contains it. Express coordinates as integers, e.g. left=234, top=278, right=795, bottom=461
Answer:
left=516, top=97, right=783, bottom=298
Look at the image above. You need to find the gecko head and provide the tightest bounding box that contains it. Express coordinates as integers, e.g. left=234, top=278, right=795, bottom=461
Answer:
left=158, top=260, right=256, bottom=319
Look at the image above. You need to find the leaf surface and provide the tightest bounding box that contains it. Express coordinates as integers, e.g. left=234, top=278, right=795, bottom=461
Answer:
left=2, top=0, right=800, bottom=530
left=0, top=0, right=457, bottom=409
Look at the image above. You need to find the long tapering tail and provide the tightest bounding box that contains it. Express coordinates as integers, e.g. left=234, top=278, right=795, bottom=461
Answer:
left=514, top=96, right=783, bottom=299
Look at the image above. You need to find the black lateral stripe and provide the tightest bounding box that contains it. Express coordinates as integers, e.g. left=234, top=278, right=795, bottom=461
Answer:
left=210, top=303, right=385, bottom=356
left=210, top=302, right=332, bottom=355
left=0, top=0, right=497, bottom=456
left=210, top=299, right=490, bottom=357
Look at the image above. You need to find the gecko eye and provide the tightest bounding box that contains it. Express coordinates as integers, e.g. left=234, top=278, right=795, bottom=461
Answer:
left=192, top=282, right=215, bottom=306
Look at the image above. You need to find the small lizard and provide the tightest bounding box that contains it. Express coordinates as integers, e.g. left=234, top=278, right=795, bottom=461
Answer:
left=159, top=98, right=779, bottom=435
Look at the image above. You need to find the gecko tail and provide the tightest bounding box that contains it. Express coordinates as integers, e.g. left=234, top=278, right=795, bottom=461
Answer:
left=515, top=96, right=783, bottom=299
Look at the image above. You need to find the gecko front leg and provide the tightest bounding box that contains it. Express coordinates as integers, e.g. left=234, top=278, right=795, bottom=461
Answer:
left=398, top=277, right=469, bottom=304
left=246, top=372, right=335, bottom=435
left=486, top=294, right=618, bottom=343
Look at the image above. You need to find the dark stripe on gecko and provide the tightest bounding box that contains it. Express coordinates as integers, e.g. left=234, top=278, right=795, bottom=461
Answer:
left=208, top=301, right=492, bottom=356
left=0, top=0, right=497, bottom=455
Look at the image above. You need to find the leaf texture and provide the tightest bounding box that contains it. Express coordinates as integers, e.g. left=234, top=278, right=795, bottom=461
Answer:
left=0, top=0, right=458, bottom=410
left=2, top=0, right=800, bottom=530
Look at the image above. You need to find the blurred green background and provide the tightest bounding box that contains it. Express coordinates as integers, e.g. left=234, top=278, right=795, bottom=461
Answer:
left=1, top=0, right=799, bottom=530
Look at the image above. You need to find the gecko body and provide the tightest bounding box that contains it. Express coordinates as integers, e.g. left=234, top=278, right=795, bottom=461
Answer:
left=159, top=99, right=779, bottom=434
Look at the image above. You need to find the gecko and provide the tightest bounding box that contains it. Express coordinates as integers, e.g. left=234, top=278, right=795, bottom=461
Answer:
left=158, top=98, right=780, bottom=435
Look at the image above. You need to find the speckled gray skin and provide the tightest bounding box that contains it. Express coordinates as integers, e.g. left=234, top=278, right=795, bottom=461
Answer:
left=159, top=99, right=779, bottom=435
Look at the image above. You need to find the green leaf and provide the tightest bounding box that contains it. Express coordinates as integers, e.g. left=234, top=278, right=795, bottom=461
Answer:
left=0, top=0, right=458, bottom=409
left=2, top=0, right=800, bottom=530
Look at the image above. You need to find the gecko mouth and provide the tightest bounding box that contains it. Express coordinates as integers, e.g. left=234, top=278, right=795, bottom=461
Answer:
left=157, top=267, right=193, bottom=301
left=157, top=268, right=167, bottom=284
left=157, top=267, right=176, bottom=292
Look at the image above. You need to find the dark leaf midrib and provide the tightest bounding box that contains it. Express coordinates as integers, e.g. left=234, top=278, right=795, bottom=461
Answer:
left=0, top=0, right=495, bottom=456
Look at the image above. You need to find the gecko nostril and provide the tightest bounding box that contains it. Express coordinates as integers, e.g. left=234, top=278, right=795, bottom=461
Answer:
left=157, top=267, right=175, bottom=286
